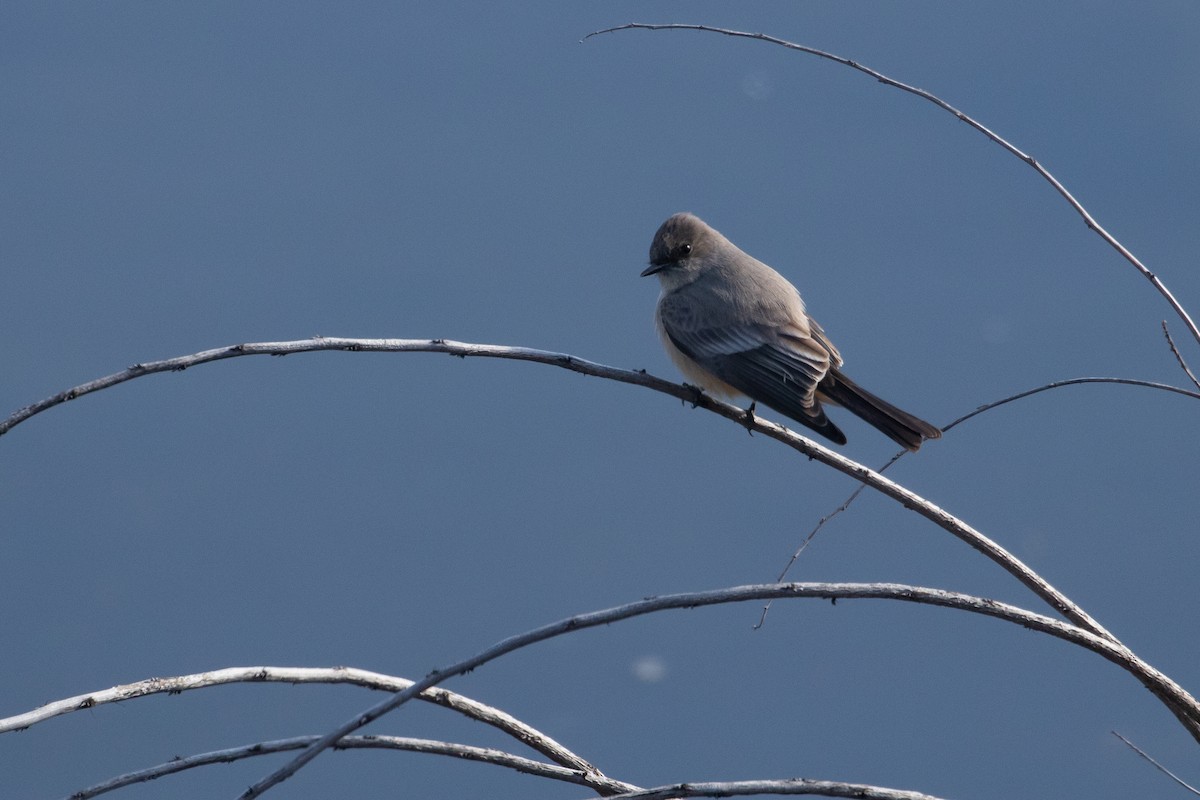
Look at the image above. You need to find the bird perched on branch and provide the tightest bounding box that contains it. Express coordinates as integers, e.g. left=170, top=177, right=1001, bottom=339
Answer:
left=642, top=212, right=941, bottom=451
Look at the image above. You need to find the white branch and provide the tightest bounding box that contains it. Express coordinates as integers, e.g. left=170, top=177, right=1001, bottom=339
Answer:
left=0, top=665, right=629, bottom=793
left=70, top=742, right=950, bottom=800
left=64, top=734, right=635, bottom=800
left=237, top=582, right=1200, bottom=798
left=596, top=779, right=947, bottom=800
left=0, top=338, right=1123, bottom=644
left=7, top=337, right=1197, bottom=764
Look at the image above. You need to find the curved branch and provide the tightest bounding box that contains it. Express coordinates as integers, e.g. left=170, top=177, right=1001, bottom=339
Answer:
left=598, top=779, right=946, bottom=800
left=64, top=734, right=636, bottom=800
left=942, top=376, right=1200, bottom=431
left=9, top=340, right=1197, bottom=758
left=239, top=582, right=1200, bottom=798
left=761, top=374, right=1199, bottom=625
left=584, top=23, right=1200, bottom=349
left=0, top=338, right=691, bottom=438
left=71, top=740, right=947, bottom=800
left=0, top=338, right=1129, bottom=645
left=0, top=666, right=623, bottom=791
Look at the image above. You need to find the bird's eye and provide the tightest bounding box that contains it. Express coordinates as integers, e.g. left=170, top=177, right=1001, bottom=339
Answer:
left=676, top=243, right=692, bottom=258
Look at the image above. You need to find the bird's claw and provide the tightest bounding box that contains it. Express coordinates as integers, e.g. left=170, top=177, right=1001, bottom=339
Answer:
left=680, top=383, right=705, bottom=410
left=742, top=402, right=757, bottom=435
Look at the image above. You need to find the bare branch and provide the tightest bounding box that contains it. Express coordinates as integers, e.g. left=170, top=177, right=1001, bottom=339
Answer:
left=11, top=340, right=1200, bottom=761
left=0, top=337, right=1125, bottom=647
left=595, top=779, right=947, bottom=800
left=584, top=23, right=1200, bottom=350
left=760, top=374, right=1199, bottom=626
left=942, top=376, right=1200, bottom=432
left=0, top=666, right=624, bottom=790
left=1111, top=731, right=1200, bottom=796
left=72, top=743, right=953, bottom=800
left=64, top=734, right=635, bottom=800
left=0, top=337, right=686, bottom=438
left=1163, top=322, right=1200, bottom=391
left=238, top=582, right=1200, bottom=798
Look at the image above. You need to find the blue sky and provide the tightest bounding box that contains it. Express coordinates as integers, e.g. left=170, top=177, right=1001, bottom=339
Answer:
left=3, top=3, right=1199, bottom=798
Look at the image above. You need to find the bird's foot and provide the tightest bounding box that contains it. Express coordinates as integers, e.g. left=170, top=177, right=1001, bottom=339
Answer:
left=742, top=401, right=757, bottom=435
left=681, top=383, right=705, bottom=410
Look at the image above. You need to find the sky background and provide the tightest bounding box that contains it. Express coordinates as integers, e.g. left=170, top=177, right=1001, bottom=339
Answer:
left=3, top=2, right=1200, bottom=799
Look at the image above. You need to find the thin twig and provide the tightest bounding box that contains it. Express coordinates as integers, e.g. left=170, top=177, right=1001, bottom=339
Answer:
left=1111, top=731, right=1200, bottom=796
left=593, top=779, right=947, bottom=800
left=755, top=452, right=902, bottom=629
left=1163, top=322, right=1200, bottom=391
left=942, top=376, right=1200, bottom=431
left=584, top=23, right=1200, bottom=350
left=776, top=450, right=905, bottom=577
left=64, top=734, right=637, bottom=800
left=238, top=582, right=1200, bottom=798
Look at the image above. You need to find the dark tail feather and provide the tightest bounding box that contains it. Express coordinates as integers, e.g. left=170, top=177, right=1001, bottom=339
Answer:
left=818, top=369, right=941, bottom=452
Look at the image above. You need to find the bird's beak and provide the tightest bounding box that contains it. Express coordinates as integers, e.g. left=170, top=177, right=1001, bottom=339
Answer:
left=640, top=263, right=666, bottom=277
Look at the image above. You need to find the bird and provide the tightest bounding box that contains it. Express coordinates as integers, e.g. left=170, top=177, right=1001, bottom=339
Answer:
left=642, top=212, right=941, bottom=451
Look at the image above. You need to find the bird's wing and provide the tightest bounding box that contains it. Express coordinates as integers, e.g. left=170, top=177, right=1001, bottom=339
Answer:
left=659, top=297, right=845, bottom=441
left=804, top=316, right=843, bottom=369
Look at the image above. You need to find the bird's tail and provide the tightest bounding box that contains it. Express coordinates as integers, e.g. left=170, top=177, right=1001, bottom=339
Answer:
left=819, top=369, right=942, bottom=452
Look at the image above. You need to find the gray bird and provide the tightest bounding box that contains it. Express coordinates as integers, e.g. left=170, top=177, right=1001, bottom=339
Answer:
left=642, top=212, right=941, bottom=451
